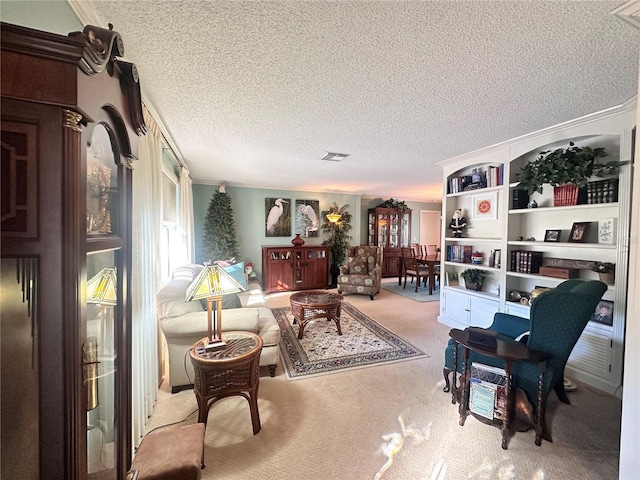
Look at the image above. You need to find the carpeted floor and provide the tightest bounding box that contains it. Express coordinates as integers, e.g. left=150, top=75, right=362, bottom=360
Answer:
left=146, top=287, right=622, bottom=480
left=274, top=302, right=427, bottom=380
left=380, top=277, right=440, bottom=302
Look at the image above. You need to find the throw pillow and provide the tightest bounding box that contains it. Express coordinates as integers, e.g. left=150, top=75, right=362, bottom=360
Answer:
left=221, top=293, right=242, bottom=310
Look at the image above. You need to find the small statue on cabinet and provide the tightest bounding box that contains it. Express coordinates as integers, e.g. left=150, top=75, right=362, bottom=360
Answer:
left=449, top=209, right=467, bottom=237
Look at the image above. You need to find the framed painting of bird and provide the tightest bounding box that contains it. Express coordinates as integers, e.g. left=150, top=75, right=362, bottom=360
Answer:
left=295, top=200, right=320, bottom=238
left=265, top=197, right=291, bottom=237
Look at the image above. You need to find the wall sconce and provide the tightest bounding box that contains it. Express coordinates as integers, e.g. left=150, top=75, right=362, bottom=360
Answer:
left=326, top=213, right=342, bottom=223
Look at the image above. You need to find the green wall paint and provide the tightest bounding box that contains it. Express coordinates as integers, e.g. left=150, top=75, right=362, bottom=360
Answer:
left=1, top=1, right=83, bottom=34
left=193, top=184, right=439, bottom=279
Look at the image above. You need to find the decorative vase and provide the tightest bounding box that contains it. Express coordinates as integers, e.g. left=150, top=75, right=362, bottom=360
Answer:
left=598, top=272, right=615, bottom=285
left=291, top=233, right=305, bottom=246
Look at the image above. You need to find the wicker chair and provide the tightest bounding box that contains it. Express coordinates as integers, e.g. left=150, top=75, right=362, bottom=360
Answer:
left=337, top=246, right=383, bottom=300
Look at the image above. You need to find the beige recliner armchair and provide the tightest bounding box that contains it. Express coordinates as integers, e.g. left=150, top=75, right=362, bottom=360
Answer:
left=337, top=246, right=383, bottom=300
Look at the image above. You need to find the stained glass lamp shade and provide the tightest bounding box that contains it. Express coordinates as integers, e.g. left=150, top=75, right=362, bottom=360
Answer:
left=185, top=265, right=247, bottom=351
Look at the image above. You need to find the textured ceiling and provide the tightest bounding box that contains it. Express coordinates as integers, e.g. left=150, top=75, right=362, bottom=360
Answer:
left=84, top=1, right=640, bottom=202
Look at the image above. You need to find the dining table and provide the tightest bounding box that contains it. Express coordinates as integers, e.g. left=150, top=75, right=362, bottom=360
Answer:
left=398, top=254, right=440, bottom=295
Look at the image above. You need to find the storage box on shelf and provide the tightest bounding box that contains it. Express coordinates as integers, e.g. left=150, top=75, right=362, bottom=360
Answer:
left=437, top=98, right=634, bottom=396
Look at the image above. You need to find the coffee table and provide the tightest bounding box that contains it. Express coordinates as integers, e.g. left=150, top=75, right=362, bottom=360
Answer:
left=289, top=290, right=344, bottom=339
left=189, top=331, right=263, bottom=435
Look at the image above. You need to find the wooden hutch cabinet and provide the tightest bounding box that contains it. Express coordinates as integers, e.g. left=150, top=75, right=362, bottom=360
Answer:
left=262, top=245, right=329, bottom=293
left=367, top=207, right=412, bottom=277
left=1, top=23, right=145, bottom=479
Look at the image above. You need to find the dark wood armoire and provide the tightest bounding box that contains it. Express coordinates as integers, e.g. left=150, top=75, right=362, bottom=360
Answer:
left=1, top=22, right=146, bottom=479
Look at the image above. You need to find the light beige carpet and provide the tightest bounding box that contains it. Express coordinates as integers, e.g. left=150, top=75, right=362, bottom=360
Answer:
left=144, top=287, right=621, bottom=480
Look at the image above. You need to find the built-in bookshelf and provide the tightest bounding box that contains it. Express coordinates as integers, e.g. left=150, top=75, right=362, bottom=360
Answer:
left=436, top=98, right=635, bottom=395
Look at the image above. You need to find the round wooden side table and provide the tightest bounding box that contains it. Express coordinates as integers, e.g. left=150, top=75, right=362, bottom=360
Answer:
left=189, top=331, right=263, bottom=435
left=289, top=290, right=344, bottom=339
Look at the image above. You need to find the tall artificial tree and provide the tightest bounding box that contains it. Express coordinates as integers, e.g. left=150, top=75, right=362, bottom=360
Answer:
left=321, top=203, right=353, bottom=287
left=202, top=184, right=240, bottom=263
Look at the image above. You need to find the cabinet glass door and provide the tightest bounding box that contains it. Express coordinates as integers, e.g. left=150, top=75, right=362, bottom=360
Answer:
left=389, top=212, right=399, bottom=248
left=368, top=212, right=375, bottom=246
left=86, top=123, right=120, bottom=479
left=86, top=250, right=118, bottom=478
left=377, top=212, right=388, bottom=247
left=400, top=212, right=411, bottom=248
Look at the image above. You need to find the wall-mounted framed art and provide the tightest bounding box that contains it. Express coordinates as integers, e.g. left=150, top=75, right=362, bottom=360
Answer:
left=265, top=197, right=291, bottom=237
left=471, top=191, right=498, bottom=220
left=295, top=200, right=320, bottom=237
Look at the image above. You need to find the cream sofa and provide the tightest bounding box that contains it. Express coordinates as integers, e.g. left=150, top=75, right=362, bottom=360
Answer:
left=157, top=264, right=280, bottom=393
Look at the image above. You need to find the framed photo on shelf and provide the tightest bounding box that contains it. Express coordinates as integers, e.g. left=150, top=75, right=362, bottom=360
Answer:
left=568, top=222, right=589, bottom=243
left=471, top=191, right=498, bottom=220
left=591, top=300, right=614, bottom=326
left=598, top=218, right=615, bottom=244
left=544, top=229, right=561, bottom=242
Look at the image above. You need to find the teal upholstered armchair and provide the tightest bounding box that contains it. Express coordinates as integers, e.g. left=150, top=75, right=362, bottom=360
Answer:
left=442, top=280, right=607, bottom=439
left=337, top=246, right=382, bottom=300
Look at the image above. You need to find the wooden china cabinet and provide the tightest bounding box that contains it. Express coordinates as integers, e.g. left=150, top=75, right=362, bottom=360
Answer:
left=367, top=207, right=412, bottom=277
left=1, top=22, right=145, bottom=480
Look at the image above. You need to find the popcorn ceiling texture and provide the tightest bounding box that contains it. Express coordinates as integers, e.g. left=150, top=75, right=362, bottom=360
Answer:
left=87, top=1, right=640, bottom=201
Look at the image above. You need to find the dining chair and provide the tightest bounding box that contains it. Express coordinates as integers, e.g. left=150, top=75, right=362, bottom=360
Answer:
left=401, top=248, right=429, bottom=292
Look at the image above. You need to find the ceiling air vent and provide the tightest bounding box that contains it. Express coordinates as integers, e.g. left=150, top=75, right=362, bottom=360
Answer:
left=320, top=152, right=350, bottom=162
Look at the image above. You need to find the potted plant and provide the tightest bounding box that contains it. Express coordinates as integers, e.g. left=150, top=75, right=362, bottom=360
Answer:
left=592, top=262, right=615, bottom=285
left=516, top=142, right=627, bottom=205
left=460, top=268, right=487, bottom=291
left=321, top=203, right=353, bottom=287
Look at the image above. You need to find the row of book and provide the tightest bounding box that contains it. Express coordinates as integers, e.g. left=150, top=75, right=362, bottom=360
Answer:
left=487, top=165, right=503, bottom=188
left=510, top=250, right=543, bottom=274
left=469, top=362, right=507, bottom=421
left=446, top=245, right=473, bottom=263
left=488, top=249, right=502, bottom=268
left=448, top=165, right=503, bottom=194
left=586, top=179, right=618, bottom=204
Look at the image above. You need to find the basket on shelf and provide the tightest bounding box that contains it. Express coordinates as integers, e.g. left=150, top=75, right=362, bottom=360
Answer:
left=465, top=281, right=483, bottom=291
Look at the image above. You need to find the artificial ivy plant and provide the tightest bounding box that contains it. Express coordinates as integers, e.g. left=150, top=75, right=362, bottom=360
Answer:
left=202, top=184, right=240, bottom=263
left=320, top=203, right=353, bottom=286
left=377, top=198, right=410, bottom=211
left=516, top=142, right=627, bottom=195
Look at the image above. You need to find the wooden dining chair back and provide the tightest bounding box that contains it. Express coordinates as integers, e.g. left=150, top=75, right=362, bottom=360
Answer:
left=401, top=253, right=429, bottom=292
left=426, top=244, right=437, bottom=255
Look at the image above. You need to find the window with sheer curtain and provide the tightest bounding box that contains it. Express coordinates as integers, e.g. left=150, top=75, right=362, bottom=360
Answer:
left=131, top=106, right=194, bottom=446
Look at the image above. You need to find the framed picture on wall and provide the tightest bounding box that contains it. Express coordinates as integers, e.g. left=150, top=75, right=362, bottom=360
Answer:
left=471, top=191, right=498, bottom=220
left=265, top=198, right=291, bottom=237
left=295, top=200, right=320, bottom=237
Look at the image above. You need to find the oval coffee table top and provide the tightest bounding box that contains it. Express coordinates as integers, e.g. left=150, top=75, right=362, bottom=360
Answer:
left=289, top=290, right=343, bottom=307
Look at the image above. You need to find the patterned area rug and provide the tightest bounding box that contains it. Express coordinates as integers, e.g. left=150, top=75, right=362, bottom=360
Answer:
left=380, top=278, right=440, bottom=302
left=274, top=303, right=428, bottom=380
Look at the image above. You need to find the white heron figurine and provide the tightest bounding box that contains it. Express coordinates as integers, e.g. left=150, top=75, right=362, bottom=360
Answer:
left=266, top=198, right=288, bottom=234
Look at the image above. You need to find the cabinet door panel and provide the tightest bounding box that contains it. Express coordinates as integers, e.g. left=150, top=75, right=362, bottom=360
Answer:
left=444, top=289, right=470, bottom=327
left=469, top=296, right=499, bottom=328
